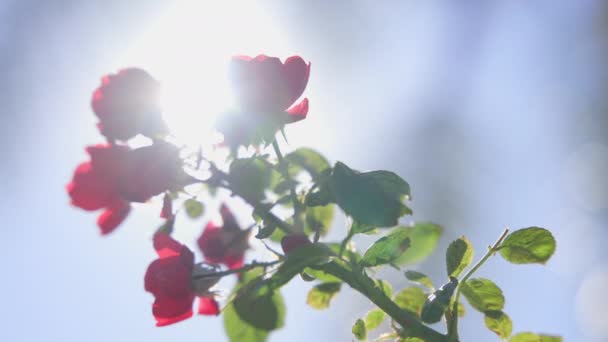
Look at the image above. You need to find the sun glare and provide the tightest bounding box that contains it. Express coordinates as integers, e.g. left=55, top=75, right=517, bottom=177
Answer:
left=117, top=1, right=291, bottom=148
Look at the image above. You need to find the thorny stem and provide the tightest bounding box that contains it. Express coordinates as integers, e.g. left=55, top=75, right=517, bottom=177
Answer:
left=192, top=260, right=282, bottom=280
left=447, top=228, right=510, bottom=341
left=271, top=139, right=304, bottom=232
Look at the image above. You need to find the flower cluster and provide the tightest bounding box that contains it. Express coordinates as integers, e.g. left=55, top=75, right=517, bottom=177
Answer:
left=66, top=53, right=561, bottom=342
left=67, top=55, right=311, bottom=326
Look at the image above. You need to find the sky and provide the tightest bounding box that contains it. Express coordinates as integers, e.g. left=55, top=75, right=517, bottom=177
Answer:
left=2, top=1, right=607, bottom=341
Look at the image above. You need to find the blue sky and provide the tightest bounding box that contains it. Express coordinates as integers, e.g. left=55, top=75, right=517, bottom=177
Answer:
left=2, top=1, right=606, bottom=341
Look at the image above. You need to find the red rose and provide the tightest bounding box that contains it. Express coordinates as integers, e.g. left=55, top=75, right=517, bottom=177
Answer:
left=91, top=68, right=168, bottom=141
left=67, top=142, right=182, bottom=234
left=67, top=144, right=131, bottom=234
left=281, top=234, right=312, bottom=254
left=198, top=204, right=250, bottom=269
left=118, top=142, right=183, bottom=203
left=144, top=233, right=220, bottom=327
left=218, top=55, right=310, bottom=146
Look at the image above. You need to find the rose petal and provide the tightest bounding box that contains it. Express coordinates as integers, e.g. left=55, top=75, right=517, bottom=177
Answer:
left=67, top=162, right=115, bottom=210
left=198, top=297, right=220, bottom=316
left=285, top=98, right=309, bottom=123
left=197, top=223, right=224, bottom=264
left=152, top=294, right=195, bottom=326
left=153, top=233, right=184, bottom=258
left=283, top=56, right=310, bottom=106
left=96, top=200, right=131, bottom=235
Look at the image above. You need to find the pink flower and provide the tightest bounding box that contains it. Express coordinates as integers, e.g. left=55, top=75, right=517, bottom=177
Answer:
left=91, top=68, right=168, bottom=141
left=218, top=55, right=310, bottom=146
left=198, top=204, right=250, bottom=269
left=144, top=233, right=220, bottom=327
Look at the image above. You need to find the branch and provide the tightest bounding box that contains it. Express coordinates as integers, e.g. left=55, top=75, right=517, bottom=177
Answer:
left=192, top=260, right=282, bottom=280
left=272, top=139, right=304, bottom=232
left=312, top=260, right=449, bottom=342
left=447, top=228, right=510, bottom=340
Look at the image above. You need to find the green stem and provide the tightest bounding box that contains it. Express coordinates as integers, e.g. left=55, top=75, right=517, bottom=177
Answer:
left=192, top=260, right=281, bottom=280
left=339, top=226, right=355, bottom=258
left=208, top=166, right=296, bottom=234
left=271, top=139, right=304, bottom=232
left=447, top=229, right=510, bottom=340
left=313, top=261, right=448, bottom=342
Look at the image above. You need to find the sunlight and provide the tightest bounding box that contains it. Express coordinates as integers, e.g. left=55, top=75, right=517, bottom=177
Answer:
left=117, top=1, right=291, bottom=148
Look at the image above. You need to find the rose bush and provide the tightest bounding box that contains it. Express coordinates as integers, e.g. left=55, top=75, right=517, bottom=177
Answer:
left=67, top=54, right=561, bottom=342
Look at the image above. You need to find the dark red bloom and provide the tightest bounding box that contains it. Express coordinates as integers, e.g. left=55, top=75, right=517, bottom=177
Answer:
left=198, top=204, right=250, bottom=269
left=91, top=68, right=168, bottom=141
left=218, top=55, right=310, bottom=146
left=67, top=142, right=182, bottom=234
left=144, top=233, right=220, bottom=326
left=281, top=234, right=312, bottom=254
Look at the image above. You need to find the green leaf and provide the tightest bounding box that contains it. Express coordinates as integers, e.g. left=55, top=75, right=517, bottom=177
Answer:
left=420, top=277, right=459, bottom=323
left=364, top=309, right=386, bottom=331
left=394, top=222, right=443, bottom=265
left=284, top=148, right=330, bottom=180
left=265, top=243, right=333, bottom=290
left=446, top=236, right=474, bottom=277
left=223, top=268, right=272, bottom=341
left=305, top=185, right=334, bottom=207
left=457, top=300, right=466, bottom=317
left=499, top=227, right=556, bottom=264
left=233, top=288, right=286, bottom=331
left=374, top=279, right=393, bottom=297
left=224, top=299, right=269, bottom=342
left=229, top=158, right=277, bottom=202
left=461, top=278, right=505, bottom=312
left=510, top=332, right=562, bottom=342
left=404, top=270, right=434, bottom=290
left=255, top=222, right=277, bottom=239
left=394, top=287, right=427, bottom=317
left=273, top=179, right=297, bottom=196
left=306, top=282, right=341, bottom=310
left=352, top=318, right=367, bottom=340
left=302, top=267, right=341, bottom=283
left=361, top=230, right=411, bottom=267
left=184, top=198, right=204, bottom=218
left=329, top=162, right=411, bottom=227
left=350, top=220, right=377, bottom=235
left=376, top=333, right=400, bottom=341
left=304, top=204, right=335, bottom=237
left=484, top=310, right=512, bottom=339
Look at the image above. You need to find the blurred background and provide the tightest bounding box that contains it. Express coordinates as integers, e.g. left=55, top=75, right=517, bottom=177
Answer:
left=2, top=0, right=607, bottom=340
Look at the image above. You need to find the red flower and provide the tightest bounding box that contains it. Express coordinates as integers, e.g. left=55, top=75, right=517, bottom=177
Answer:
left=67, top=142, right=182, bottom=234
left=144, top=233, right=220, bottom=327
left=118, top=142, right=183, bottom=203
left=67, top=144, right=131, bottom=234
left=281, top=234, right=311, bottom=254
left=91, top=68, right=168, bottom=141
left=218, top=55, right=310, bottom=146
left=198, top=204, right=251, bottom=269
